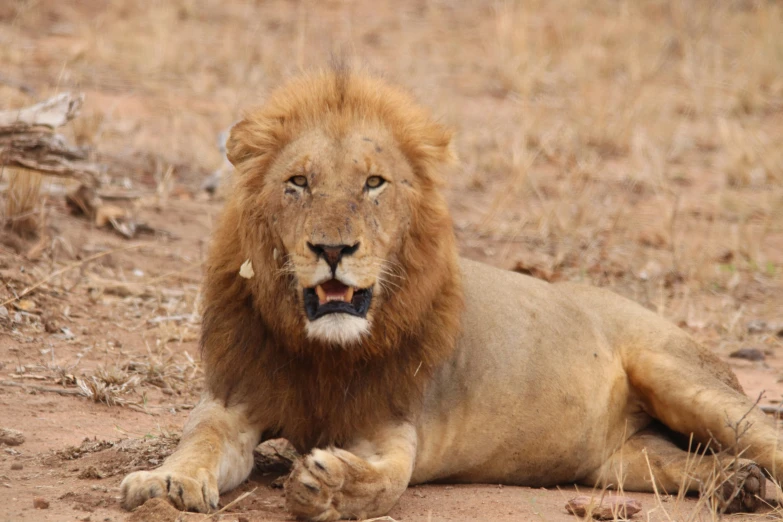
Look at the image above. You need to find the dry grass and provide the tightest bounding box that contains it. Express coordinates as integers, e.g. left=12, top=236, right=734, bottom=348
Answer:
left=578, top=398, right=783, bottom=521
left=77, top=373, right=139, bottom=406
left=1, top=1, right=782, bottom=519
left=1, top=168, right=43, bottom=237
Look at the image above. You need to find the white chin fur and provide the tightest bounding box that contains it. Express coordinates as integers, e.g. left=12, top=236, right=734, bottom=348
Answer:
left=305, top=314, right=369, bottom=345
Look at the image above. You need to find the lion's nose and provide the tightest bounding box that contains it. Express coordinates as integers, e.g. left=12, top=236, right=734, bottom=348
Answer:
left=307, top=242, right=360, bottom=273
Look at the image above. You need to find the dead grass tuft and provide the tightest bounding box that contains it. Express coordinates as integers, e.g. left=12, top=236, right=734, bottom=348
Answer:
left=1, top=168, right=44, bottom=237
left=77, top=373, right=140, bottom=406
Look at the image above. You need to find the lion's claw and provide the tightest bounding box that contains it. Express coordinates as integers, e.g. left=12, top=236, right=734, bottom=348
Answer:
left=120, top=469, right=219, bottom=513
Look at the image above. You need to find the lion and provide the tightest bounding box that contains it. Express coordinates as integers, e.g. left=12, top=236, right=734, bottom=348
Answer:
left=121, top=69, right=781, bottom=520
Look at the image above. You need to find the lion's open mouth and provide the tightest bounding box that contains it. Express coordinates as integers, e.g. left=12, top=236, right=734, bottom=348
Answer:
left=303, top=279, right=373, bottom=320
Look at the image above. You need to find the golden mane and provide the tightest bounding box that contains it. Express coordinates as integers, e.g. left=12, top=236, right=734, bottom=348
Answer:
left=199, top=69, right=464, bottom=450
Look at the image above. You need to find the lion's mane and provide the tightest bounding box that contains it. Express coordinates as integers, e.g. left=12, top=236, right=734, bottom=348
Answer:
left=199, top=68, right=464, bottom=450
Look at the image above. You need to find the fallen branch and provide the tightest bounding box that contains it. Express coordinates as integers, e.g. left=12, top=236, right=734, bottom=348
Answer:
left=0, top=379, right=84, bottom=397
left=760, top=405, right=783, bottom=417
left=0, top=93, right=98, bottom=185
left=0, top=93, right=83, bottom=128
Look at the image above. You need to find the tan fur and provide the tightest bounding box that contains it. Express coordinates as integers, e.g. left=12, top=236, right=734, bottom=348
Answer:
left=200, top=68, right=462, bottom=450
left=121, top=69, right=783, bottom=520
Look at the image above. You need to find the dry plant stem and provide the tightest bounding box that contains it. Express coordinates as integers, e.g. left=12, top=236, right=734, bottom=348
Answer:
left=3, top=169, right=42, bottom=233
left=0, top=242, right=151, bottom=307
left=206, top=487, right=258, bottom=517
left=642, top=448, right=675, bottom=522
left=143, top=261, right=202, bottom=285
left=0, top=379, right=85, bottom=397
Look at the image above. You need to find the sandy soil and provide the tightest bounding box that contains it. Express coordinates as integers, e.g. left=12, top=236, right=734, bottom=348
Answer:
left=2, top=1, right=783, bottom=521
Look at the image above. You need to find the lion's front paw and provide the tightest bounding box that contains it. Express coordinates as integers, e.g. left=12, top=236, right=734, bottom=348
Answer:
left=717, top=461, right=766, bottom=513
left=285, top=449, right=348, bottom=521
left=120, top=468, right=219, bottom=513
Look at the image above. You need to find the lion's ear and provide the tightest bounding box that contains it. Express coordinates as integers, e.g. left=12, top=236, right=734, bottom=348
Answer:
left=226, top=114, right=287, bottom=169
left=407, top=121, right=457, bottom=169
left=226, top=119, right=254, bottom=167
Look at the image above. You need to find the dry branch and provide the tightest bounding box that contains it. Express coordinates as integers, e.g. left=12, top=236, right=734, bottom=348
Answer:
left=0, top=93, right=83, bottom=129
left=0, top=379, right=84, bottom=397
left=760, top=405, right=783, bottom=417
left=0, top=93, right=98, bottom=185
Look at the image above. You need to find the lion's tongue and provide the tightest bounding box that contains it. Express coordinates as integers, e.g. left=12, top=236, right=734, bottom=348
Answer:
left=315, top=280, right=354, bottom=305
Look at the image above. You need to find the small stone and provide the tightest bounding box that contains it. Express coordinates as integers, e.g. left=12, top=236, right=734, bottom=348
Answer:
left=78, top=466, right=105, bottom=479
left=43, top=316, right=59, bottom=333
left=566, top=495, right=642, bottom=520
left=0, top=306, right=8, bottom=321
left=0, top=428, right=25, bottom=446
left=254, top=438, right=301, bottom=472
left=33, top=497, right=49, bottom=509
left=747, top=320, right=767, bottom=334
left=10, top=463, right=22, bottom=470
left=729, top=348, right=765, bottom=362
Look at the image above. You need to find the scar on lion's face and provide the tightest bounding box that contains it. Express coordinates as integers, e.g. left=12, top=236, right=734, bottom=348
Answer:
left=257, top=128, right=415, bottom=345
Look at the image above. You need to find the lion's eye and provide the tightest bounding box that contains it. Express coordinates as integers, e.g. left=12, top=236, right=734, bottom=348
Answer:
left=289, top=175, right=308, bottom=188
left=365, top=176, right=385, bottom=190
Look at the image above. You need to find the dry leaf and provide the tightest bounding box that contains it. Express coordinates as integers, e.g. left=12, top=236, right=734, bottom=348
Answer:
left=66, top=184, right=100, bottom=218
left=565, top=495, right=642, bottom=520
left=14, top=299, right=36, bottom=312
left=95, top=205, right=126, bottom=227
left=239, top=259, right=255, bottom=279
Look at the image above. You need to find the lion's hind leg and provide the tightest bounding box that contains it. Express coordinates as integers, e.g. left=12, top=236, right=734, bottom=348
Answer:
left=583, top=428, right=766, bottom=513
left=623, top=331, right=783, bottom=485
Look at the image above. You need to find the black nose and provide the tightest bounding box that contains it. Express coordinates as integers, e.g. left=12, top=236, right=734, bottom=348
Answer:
left=307, top=242, right=360, bottom=272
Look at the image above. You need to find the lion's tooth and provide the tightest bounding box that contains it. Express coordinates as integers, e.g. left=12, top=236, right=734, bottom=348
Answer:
left=345, top=287, right=354, bottom=303
left=315, top=285, right=327, bottom=304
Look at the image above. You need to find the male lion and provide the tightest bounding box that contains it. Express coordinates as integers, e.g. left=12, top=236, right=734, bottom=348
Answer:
left=121, top=69, right=781, bottom=519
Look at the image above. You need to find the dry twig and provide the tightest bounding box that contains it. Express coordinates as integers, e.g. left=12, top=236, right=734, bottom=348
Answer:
left=0, top=242, right=151, bottom=307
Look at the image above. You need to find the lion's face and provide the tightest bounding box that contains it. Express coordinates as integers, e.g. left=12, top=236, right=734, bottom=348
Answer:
left=225, top=70, right=457, bottom=352
left=254, top=127, right=416, bottom=345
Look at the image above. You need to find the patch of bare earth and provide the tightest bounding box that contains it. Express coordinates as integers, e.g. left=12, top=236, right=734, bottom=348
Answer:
left=1, top=0, right=782, bottom=521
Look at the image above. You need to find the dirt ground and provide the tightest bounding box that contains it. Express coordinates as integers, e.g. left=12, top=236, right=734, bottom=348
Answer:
left=1, top=1, right=782, bottom=521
